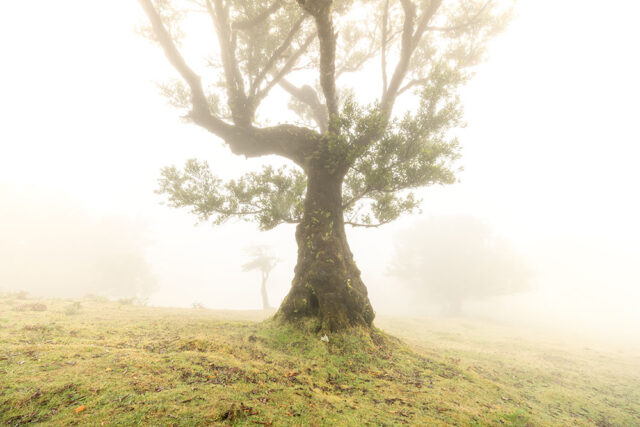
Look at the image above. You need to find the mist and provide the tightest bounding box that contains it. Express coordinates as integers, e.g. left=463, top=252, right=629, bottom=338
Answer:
left=2, top=1, right=640, bottom=424
left=1, top=0, right=639, bottom=346
left=0, top=185, right=156, bottom=301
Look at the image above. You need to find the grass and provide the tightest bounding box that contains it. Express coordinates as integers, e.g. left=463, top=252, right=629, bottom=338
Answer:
left=0, top=293, right=638, bottom=426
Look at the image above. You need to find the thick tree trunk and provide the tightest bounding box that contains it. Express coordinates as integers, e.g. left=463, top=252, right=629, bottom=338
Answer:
left=261, top=271, right=271, bottom=310
left=277, top=168, right=375, bottom=331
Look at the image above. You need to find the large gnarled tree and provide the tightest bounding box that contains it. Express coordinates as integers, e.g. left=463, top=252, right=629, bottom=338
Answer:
left=139, top=0, right=511, bottom=331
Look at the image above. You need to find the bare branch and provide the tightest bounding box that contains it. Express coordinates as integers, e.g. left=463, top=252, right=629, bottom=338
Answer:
left=138, top=0, right=210, bottom=116
left=381, top=0, right=389, bottom=97
left=279, top=79, right=329, bottom=133
left=258, top=33, right=316, bottom=100
left=382, top=0, right=442, bottom=115
left=412, top=0, right=444, bottom=46
left=138, top=0, right=320, bottom=165
left=380, top=0, right=416, bottom=114
left=298, top=0, right=339, bottom=125
left=397, top=77, right=429, bottom=95
left=206, top=0, right=251, bottom=125
left=251, top=15, right=306, bottom=96
left=345, top=219, right=394, bottom=228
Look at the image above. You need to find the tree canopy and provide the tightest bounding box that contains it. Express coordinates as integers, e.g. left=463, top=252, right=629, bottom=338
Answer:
left=389, top=215, right=531, bottom=314
left=146, top=0, right=512, bottom=229
left=138, top=0, right=513, bottom=330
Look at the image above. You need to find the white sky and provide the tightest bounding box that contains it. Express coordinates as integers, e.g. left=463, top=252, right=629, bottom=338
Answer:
left=1, top=1, right=639, bottom=337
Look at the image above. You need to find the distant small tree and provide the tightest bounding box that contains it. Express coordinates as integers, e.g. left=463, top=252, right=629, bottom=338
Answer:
left=242, top=246, right=279, bottom=310
left=389, top=215, right=530, bottom=315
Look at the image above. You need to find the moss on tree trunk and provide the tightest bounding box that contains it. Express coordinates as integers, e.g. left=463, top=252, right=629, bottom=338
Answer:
left=277, top=169, right=375, bottom=331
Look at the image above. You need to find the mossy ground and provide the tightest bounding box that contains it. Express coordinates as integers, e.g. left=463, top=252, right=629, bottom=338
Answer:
left=0, top=293, right=638, bottom=426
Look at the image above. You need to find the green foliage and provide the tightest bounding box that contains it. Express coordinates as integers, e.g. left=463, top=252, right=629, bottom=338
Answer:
left=342, top=80, right=462, bottom=225
left=157, top=79, right=462, bottom=228
left=147, top=0, right=513, bottom=229
left=157, top=160, right=305, bottom=230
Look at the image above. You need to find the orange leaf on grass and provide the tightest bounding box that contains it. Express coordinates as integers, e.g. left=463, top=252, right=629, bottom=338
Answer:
left=74, top=405, right=86, bottom=413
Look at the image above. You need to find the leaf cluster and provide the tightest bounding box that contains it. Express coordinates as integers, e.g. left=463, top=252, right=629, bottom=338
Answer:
left=157, top=159, right=305, bottom=230
left=342, top=69, right=463, bottom=226
left=144, top=0, right=514, bottom=229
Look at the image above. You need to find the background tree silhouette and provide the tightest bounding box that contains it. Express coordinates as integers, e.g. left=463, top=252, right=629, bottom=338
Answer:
left=389, top=215, right=531, bottom=315
left=241, top=245, right=279, bottom=310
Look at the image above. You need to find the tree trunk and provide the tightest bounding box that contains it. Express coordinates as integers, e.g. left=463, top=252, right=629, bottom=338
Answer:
left=261, top=271, right=271, bottom=310
left=277, top=168, right=375, bottom=331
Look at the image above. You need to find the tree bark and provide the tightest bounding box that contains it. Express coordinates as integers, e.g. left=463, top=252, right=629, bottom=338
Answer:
left=277, top=167, right=375, bottom=331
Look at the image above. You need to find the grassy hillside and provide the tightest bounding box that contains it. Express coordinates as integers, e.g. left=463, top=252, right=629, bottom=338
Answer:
left=1, top=293, right=638, bottom=426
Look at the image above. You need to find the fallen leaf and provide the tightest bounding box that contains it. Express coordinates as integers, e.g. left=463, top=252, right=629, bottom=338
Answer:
left=74, top=405, right=86, bottom=413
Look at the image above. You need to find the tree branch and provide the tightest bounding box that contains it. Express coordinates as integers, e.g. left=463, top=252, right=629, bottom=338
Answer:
left=335, top=28, right=378, bottom=77
left=381, top=0, right=389, bottom=97
left=342, top=186, right=370, bottom=210
left=257, top=33, right=316, bottom=101
left=279, top=79, right=329, bottom=133
left=425, top=1, right=492, bottom=33
left=251, top=15, right=306, bottom=96
left=382, top=0, right=441, bottom=116
left=412, top=0, right=444, bottom=46
left=206, top=0, right=251, bottom=125
left=298, top=0, right=339, bottom=126
left=138, top=0, right=319, bottom=165
left=231, top=0, right=284, bottom=30
left=345, top=219, right=394, bottom=228
left=397, top=77, right=429, bottom=95
left=138, top=0, right=211, bottom=117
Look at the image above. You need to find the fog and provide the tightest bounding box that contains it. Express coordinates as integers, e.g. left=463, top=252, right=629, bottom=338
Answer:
left=1, top=0, right=639, bottom=345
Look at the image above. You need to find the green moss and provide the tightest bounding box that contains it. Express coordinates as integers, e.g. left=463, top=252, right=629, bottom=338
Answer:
left=2, top=294, right=637, bottom=426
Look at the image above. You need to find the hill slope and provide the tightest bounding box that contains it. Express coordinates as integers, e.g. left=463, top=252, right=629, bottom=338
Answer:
left=1, top=294, right=638, bottom=425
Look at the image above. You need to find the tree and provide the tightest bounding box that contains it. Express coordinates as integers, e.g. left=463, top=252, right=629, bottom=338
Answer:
left=138, top=0, right=511, bottom=330
left=241, top=245, right=279, bottom=310
left=389, top=215, right=530, bottom=315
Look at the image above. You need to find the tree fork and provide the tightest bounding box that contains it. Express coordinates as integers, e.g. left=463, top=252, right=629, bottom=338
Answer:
left=277, top=168, right=374, bottom=331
